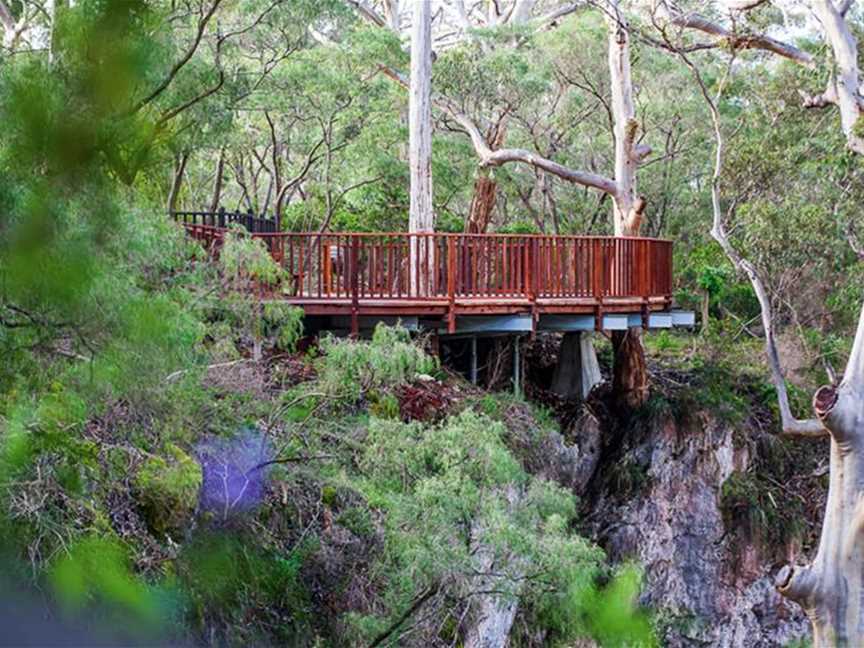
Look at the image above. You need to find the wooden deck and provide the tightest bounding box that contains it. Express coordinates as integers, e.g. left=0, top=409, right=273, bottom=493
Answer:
left=180, top=221, right=673, bottom=334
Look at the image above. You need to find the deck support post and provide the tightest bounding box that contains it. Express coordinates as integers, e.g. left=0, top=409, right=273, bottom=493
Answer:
left=470, top=336, right=478, bottom=385
left=429, top=332, right=440, bottom=357
left=350, top=237, right=360, bottom=338
left=529, top=237, right=539, bottom=339
left=551, top=332, right=602, bottom=400
left=447, top=237, right=457, bottom=334
left=512, top=336, right=522, bottom=397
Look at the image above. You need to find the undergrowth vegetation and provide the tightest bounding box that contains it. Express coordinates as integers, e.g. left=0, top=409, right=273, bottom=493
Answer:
left=0, top=265, right=658, bottom=647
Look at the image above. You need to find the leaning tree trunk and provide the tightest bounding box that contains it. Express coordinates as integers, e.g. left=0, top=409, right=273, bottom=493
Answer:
left=777, top=305, right=864, bottom=646
left=209, top=147, right=226, bottom=212
left=466, top=171, right=498, bottom=234
left=167, top=150, right=189, bottom=213
left=465, top=121, right=508, bottom=234
left=408, top=0, right=434, bottom=296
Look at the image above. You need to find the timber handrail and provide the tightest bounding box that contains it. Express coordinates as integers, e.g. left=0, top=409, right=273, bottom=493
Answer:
left=179, top=224, right=673, bottom=330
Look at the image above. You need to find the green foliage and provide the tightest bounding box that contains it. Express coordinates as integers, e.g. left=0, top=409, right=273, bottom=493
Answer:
left=135, top=444, right=202, bottom=535
left=214, top=229, right=304, bottom=357
left=220, top=227, right=284, bottom=286
left=177, top=533, right=315, bottom=645
left=605, top=455, right=652, bottom=498
left=367, top=390, right=401, bottom=419
left=262, top=302, right=304, bottom=352
left=548, top=564, right=657, bottom=647
left=350, top=410, right=604, bottom=644
left=0, top=0, right=857, bottom=644
left=719, top=445, right=812, bottom=555
left=316, top=324, right=437, bottom=398
left=50, top=534, right=166, bottom=636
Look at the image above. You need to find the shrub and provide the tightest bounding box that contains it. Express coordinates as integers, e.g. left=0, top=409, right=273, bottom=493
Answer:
left=316, top=324, right=437, bottom=398
left=216, top=228, right=303, bottom=358
left=351, top=410, right=605, bottom=644
left=219, top=227, right=283, bottom=287
left=135, top=444, right=202, bottom=536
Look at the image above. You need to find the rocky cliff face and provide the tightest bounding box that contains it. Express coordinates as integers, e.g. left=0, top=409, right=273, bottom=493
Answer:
left=571, top=401, right=823, bottom=647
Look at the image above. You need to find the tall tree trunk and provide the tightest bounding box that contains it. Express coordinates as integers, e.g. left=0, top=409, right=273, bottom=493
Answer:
left=408, top=0, right=434, bottom=295
left=167, top=150, right=189, bottom=213
left=465, top=120, right=508, bottom=234
left=209, top=147, right=226, bottom=212
left=701, top=289, right=710, bottom=333
left=778, top=304, right=864, bottom=646
left=607, top=6, right=646, bottom=236
left=607, top=4, right=650, bottom=409
left=611, top=328, right=648, bottom=409
left=809, top=0, right=864, bottom=155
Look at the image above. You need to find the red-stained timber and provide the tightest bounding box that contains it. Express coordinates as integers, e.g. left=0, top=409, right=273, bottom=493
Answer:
left=182, top=225, right=673, bottom=327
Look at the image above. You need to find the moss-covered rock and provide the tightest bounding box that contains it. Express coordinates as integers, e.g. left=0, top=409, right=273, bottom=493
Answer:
left=135, top=443, right=202, bottom=536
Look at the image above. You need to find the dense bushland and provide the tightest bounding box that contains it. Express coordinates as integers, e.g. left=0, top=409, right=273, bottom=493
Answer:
left=1, top=0, right=862, bottom=645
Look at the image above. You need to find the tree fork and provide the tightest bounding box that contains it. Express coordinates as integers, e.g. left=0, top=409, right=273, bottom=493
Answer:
left=775, top=306, right=864, bottom=645
left=465, top=120, right=508, bottom=234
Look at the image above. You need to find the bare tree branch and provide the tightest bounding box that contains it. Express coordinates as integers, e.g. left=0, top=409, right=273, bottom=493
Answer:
left=380, top=66, right=619, bottom=195
left=721, top=0, right=770, bottom=11
left=532, top=2, right=584, bottom=31
left=275, top=137, right=327, bottom=220
left=345, top=0, right=388, bottom=27
left=0, top=0, right=33, bottom=49
left=0, top=0, right=14, bottom=32
left=663, top=6, right=814, bottom=67
left=131, top=0, right=225, bottom=113
left=662, top=28, right=827, bottom=438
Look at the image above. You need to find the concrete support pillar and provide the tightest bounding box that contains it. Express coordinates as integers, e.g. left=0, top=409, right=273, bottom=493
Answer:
left=551, top=331, right=602, bottom=400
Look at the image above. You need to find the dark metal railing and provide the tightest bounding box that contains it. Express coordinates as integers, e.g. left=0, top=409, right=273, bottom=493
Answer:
left=171, top=208, right=278, bottom=233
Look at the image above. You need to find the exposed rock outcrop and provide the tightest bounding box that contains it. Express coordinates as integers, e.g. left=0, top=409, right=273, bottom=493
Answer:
left=583, top=410, right=816, bottom=646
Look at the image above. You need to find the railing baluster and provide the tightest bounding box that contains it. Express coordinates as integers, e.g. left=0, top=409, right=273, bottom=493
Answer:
left=176, top=224, right=674, bottom=321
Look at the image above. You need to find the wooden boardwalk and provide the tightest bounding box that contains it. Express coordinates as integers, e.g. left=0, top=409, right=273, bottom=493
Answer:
left=178, top=215, right=673, bottom=335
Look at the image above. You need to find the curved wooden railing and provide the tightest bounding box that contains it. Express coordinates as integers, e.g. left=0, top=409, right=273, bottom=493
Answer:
left=181, top=224, right=672, bottom=331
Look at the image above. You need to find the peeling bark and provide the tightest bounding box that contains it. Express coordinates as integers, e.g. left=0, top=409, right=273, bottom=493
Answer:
left=776, top=307, right=864, bottom=646
left=607, top=2, right=650, bottom=407
left=408, top=0, right=434, bottom=295
left=465, top=120, right=508, bottom=233
left=611, top=328, right=649, bottom=410
left=810, top=0, right=864, bottom=155
left=466, top=171, right=498, bottom=233
left=607, top=4, right=643, bottom=236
